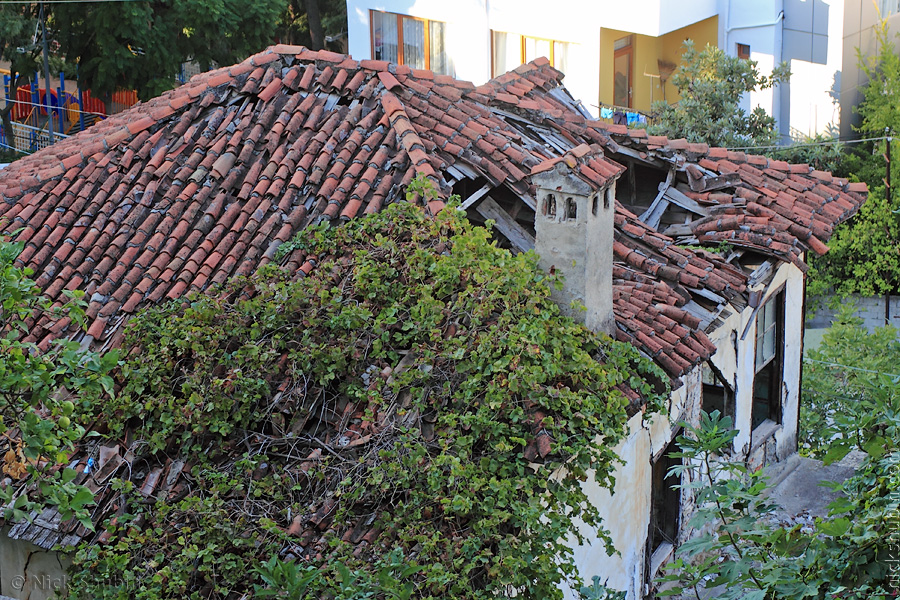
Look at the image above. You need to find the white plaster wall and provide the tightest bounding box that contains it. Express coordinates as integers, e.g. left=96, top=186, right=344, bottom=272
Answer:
left=562, top=411, right=652, bottom=600
left=602, top=0, right=718, bottom=37
left=346, top=0, right=493, bottom=84
left=345, top=0, right=721, bottom=117
left=718, top=0, right=783, bottom=124
left=562, top=369, right=704, bottom=600
left=0, top=529, right=69, bottom=600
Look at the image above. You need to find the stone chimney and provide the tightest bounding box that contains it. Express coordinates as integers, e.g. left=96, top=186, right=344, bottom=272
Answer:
left=531, top=152, right=619, bottom=336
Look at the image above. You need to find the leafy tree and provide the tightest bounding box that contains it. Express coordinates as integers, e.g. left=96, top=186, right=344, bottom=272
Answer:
left=807, top=19, right=900, bottom=297
left=0, top=4, right=66, bottom=146
left=276, top=0, right=347, bottom=51
left=649, top=40, right=791, bottom=148
left=53, top=0, right=287, bottom=100
left=659, top=312, right=900, bottom=599
left=0, top=237, right=117, bottom=530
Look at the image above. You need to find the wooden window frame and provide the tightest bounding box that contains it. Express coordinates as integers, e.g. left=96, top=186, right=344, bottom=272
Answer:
left=752, top=287, right=785, bottom=427
left=490, top=30, right=571, bottom=77
left=737, top=43, right=751, bottom=60
left=370, top=9, right=446, bottom=71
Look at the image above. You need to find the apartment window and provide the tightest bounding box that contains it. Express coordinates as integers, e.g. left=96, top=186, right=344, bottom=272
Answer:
left=881, top=0, right=900, bottom=17
left=370, top=10, right=452, bottom=75
left=736, top=43, right=750, bottom=60
left=491, top=31, right=574, bottom=76
left=613, top=35, right=633, bottom=107
left=752, top=290, right=784, bottom=429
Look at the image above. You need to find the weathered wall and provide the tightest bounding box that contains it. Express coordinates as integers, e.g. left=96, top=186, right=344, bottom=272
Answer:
left=807, top=293, right=900, bottom=332
left=533, top=166, right=615, bottom=334
left=561, top=369, right=703, bottom=599
left=0, top=528, right=69, bottom=600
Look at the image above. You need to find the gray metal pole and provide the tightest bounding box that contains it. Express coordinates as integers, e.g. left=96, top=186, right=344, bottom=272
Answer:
left=40, top=1, right=54, bottom=143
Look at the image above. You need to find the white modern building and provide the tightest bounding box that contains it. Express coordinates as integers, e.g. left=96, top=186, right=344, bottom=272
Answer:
left=347, top=0, right=849, bottom=140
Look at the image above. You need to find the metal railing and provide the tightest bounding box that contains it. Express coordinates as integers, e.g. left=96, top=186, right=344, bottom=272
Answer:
left=0, top=120, right=69, bottom=155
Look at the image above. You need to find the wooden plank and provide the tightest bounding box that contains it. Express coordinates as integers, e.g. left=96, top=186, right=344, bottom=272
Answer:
left=608, top=144, right=669, bottom=168
left=639, top=167, right=675, bottom=229
left=476, top=196, right=535, bottom=254
left=748, top=260, right=775, bottom=287
left=662, top=184, right=710, bottom=216
left=457, top=183, right=493, bottom=211
left=661, top=223, right=694, bottom=237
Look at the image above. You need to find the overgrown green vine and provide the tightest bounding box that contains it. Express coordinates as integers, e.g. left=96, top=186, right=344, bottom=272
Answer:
left=67, top=194, right=666, bottom=599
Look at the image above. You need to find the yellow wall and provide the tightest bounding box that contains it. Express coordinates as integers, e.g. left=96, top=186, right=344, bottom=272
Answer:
left=599, top=16, right=718, bottom=114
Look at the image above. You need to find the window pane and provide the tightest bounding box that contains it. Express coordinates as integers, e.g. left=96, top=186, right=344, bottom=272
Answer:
left=373, top=11, right=398, bottom=63
left=763, top=327, right=775, bottom=363
left=523, top=36, right=536, bottom=64
left=402, top=16, right=425, bottom=69
left=553, top=41, right=569, bottom=73
left=613, top=35, right=632, bottom=51
left=430, top=21, right=451, bottom=75
left=493, top=31, right=521, bottom=74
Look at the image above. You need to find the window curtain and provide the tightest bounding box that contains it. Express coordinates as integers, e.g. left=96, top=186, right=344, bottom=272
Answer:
left=402, top=16, right=425, bottom=69
left=492, top=31, right=522, bottom=76
left=372, top=11, right=398, bottom=63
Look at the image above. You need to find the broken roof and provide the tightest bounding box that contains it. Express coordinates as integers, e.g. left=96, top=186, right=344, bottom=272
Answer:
left=0, top=45, right=866, bottom=383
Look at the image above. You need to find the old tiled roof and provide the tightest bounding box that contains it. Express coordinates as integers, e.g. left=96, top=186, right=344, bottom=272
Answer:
left=612, top=205, right=744, bottom=376
left=0, top=45, right=866, bottom=382
left=0, top=46, right=624, bottom=355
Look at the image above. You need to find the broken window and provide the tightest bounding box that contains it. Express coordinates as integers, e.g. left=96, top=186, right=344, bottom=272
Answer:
left=566, top=197, right=577, bottom=220
left=371, top=10, right=453, bottom=75
left=491, top=31, right=576, bottom=76
left=649, top=436, right=681, bottom=555
left=752, top=290, right=784, bottom=429
left=701, top=362, right=734, bottom=422
left=542, top=194, right=557, bottom=218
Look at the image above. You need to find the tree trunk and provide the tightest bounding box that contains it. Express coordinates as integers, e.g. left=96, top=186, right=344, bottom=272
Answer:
left=1, top=71, right=19, bottom=153
left=305, top=0, right=324, bottom=50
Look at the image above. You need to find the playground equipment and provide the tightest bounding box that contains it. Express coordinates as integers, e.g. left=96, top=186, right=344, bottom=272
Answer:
left=0, top=69, right=139, bottom=154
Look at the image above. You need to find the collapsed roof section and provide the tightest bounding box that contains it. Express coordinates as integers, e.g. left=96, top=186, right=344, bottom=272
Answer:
left=0, top=45, right=866, bottom=383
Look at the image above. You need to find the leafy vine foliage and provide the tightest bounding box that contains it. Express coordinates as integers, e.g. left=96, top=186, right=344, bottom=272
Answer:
left=660, top=409, right=896, bottom=598
left=800, top=305, right=900, bottom=462
left=68, top=198, right=666, bottom=599
left=0, top=238, right=116, bottom=530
